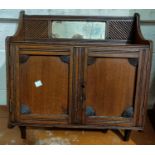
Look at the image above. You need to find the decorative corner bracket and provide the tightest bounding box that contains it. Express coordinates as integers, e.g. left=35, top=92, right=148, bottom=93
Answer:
left=128, top=58, right=138, bottom=67
left=86, top=106, right=96, bottom=116
left=122, top=106, right=134, bottom=118
left=60, top=56, right=70, bottom=64
left=19, top=55, right=30, bottom=64
left=87, top=57, right=96, bottom=65
left=20, top=104, right=31, bottom=114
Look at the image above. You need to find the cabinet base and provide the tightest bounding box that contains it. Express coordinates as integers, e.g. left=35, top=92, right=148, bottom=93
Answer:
left=17, top=125, right=131, bottom=141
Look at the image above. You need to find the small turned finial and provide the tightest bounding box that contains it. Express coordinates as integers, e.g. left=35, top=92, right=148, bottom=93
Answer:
left=134, top=13, right=140, bottom=19
left=20, top=10, right=25, bottom=16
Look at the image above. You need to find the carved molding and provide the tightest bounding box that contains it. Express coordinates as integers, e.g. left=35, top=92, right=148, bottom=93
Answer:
left=60, top=55, right=70, bottom=64
left=128, top=58, right=138, bottom=67
left=19, top=55, right=30, bottom=64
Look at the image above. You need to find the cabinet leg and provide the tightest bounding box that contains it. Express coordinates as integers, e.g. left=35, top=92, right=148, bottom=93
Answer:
left=19, top=126, right=26, bottom=139
left=124, top=130, right=131, bottom=141
left=8, top=123, right=15, bottom=129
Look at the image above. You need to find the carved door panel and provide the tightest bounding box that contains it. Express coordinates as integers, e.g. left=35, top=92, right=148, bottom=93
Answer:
left=15, top=46, right=73, bottom=124
left=83, top=48, right=143, bottom=126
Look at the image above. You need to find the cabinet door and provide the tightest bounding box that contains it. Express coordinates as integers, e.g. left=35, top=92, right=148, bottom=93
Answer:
left=15, top=46, right=73, bottom=125
left=83, top=48, right=143, bottom=127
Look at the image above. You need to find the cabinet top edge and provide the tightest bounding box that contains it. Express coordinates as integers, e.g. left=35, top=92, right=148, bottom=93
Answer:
left=9, top=41, right=150, bottom=49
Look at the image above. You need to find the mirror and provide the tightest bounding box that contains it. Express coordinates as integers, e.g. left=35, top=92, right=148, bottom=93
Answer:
left=51, top=21, right=106, bottom=40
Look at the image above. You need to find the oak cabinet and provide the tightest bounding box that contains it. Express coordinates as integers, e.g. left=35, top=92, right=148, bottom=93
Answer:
left=6, top=11, right=152, bottom=141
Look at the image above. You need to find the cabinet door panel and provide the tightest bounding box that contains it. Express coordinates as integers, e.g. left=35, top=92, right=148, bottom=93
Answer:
left=84, top=49, right=140, bottom=126
left=16, top=47, right=72, bottom=124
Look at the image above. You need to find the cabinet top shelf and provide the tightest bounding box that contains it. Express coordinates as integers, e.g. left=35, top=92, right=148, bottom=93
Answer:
left=7, top=11, right=151, bottom=46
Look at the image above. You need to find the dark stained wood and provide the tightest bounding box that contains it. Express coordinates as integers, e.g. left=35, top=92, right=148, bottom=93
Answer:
left=134, top=13, right=151, bottom=45
left=6, top=11, right=152, bottom=141
left=19, top=126, right=26, bottom=139
left=148, top=105, right=155, bottom=130
left=124, top=130, right=131, bottom=141
left=71, top=47, right=85, bottom=124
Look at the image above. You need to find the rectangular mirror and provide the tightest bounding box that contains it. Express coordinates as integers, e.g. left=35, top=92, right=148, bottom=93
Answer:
left=51, top=21, right=106, bottom=40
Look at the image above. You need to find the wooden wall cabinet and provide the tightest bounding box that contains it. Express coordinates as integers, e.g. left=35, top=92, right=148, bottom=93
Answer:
left=6, top=11, right=152, bottom=141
